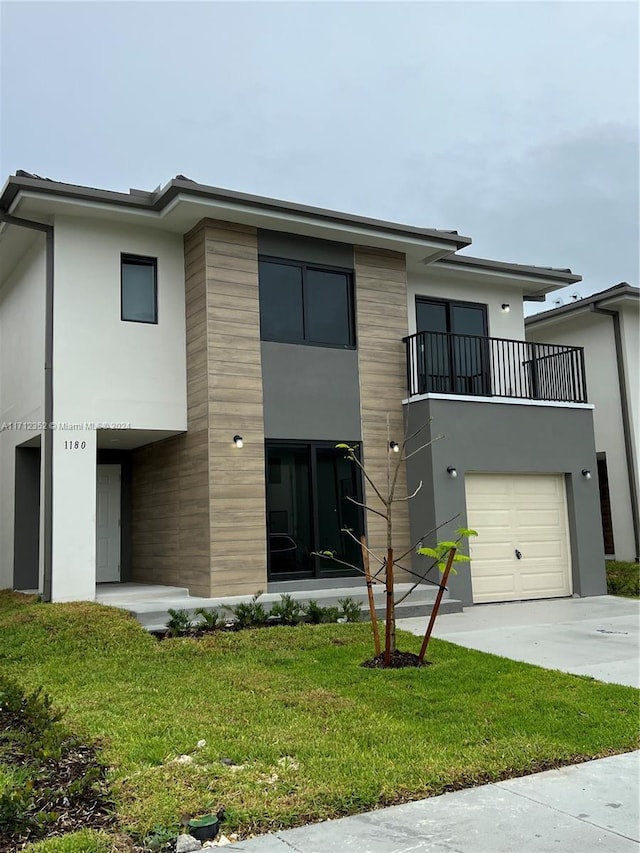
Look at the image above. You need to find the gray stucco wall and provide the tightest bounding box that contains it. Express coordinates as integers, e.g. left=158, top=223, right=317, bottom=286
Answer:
left=262, top=342, right=361, bottom=441
left=257, top=230, right=354, bottom=268
left=404, top=398, right=606, bottom=605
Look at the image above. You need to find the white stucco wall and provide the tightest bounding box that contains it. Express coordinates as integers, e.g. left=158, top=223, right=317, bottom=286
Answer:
left=407, top=271, right=526, bottom=341
left=529, top=311, right=636, bottom=560
left=47, top=216, right=188, bottom=601
left=0, top=239, right=46, bottom=590
left=53, top=216, right=187, bottom=428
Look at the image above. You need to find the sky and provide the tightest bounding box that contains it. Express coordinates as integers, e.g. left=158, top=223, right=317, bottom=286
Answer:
left=1, top=1, right=638, bottom=313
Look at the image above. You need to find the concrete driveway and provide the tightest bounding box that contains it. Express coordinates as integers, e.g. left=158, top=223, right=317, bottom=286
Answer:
left=398, top=594, right=640, bottom=687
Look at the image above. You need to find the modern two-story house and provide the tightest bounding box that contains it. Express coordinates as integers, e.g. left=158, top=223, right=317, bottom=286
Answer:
left=526, top=285, right=639, bottom=564
left=0, top=171, right=607, bottom=605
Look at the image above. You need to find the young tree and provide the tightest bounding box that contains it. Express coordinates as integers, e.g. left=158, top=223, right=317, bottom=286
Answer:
left=317, top=416, right=476, bottom=666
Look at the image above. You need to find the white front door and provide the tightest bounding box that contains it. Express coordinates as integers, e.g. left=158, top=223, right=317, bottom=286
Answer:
left=96, top=464, right=121, bottom=582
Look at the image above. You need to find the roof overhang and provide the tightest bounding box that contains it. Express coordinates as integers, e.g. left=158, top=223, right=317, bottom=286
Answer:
left=526, top=284, right=639, bottom=329
left=418, top=253, right=582, bottom=300
left=0, top=174, right=472, bottom=279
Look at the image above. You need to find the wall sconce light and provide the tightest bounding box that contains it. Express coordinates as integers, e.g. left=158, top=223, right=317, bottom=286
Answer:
left=233, top=435, right=244, bottom=449
left=389, top=441, right=400, bottom=453
left=581, top=469, right=592, bottom=479
left=447, top=466, right=457, bottom=478
left=501, top=303, right=511, bottom=313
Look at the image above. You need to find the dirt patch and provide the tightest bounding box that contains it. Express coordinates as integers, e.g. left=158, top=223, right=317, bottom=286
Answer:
left=361, top=650, right=431, bottom=669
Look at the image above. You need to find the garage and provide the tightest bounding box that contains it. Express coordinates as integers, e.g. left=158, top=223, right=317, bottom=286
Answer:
left=465, top=473, right=572, bottom=603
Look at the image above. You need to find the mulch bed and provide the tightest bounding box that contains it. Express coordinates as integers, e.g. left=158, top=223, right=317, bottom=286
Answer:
left=361, top=650, right=431, bottom=668
left=0, top=737, right=114, bottom=852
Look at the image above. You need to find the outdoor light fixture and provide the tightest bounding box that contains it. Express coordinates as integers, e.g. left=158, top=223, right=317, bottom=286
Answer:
left=447, top=466, right=457, bottom=478
left=501, top=303, right=511, bottom=313
left=581, top=469, right=592, bottom=479
left=233, top=435, right=244, bottom=449
left=389, top=441, right=400, bottom=453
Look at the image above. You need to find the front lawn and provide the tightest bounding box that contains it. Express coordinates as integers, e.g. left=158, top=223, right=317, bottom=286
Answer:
left=606, top=559, right=640, bottom=598
left=0, top=591, right=638, bottom=850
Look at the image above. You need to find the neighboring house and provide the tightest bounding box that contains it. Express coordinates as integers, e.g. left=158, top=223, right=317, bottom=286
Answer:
left=526, top=285, right=639, bottom=563
left=0, top=171, right=607, bottom=605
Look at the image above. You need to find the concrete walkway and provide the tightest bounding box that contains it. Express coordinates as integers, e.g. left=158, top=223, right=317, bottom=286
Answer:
left=234, top=596, right=639, bottom=851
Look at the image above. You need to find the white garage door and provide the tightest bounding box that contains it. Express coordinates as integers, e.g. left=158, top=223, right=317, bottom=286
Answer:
left=465, top=473, right=572, bottom=603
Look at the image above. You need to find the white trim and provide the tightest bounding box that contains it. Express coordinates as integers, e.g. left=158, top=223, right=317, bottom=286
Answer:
left=402, top=392, right=594, bottom=410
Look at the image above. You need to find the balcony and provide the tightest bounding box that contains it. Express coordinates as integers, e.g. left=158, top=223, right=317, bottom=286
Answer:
left=404, top=331, right=587, bottom=403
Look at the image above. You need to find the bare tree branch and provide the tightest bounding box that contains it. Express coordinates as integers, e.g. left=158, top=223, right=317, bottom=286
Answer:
left=395, top=512, right=462, bottom=563
left=345, top=495, right=387, bottom=519
left=392, top=481, right=422, bottom=501
left=311, top=552, right=383, bottom=582
left=394, top=559, right=444, bottom=605
left=341, top=528, right=385, bottom=565
left=345, top=451, right=388, bottom=507
left=403, top=433, right=445, bottom=462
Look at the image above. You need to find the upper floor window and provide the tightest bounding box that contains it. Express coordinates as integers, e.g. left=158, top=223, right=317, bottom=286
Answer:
left=416, top=297, right=487, bottom=337
left=259, top=258, right=355, bottom=348
left=121, top=254, right=157, bottom=323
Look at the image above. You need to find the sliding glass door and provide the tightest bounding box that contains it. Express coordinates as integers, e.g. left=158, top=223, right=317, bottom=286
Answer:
left=266, top=441, right=364, bottom=579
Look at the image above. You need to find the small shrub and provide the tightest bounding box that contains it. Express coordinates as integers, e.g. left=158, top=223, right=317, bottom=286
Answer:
left=269, top=593, right=304, bottom=625
left=227, top=592, right=268, bottom=628
left=323, top=606, right=341, bottom=623
left=303, top=599, right=325, bottom=624
left=606, top=560, right=640, bottom=598
left=338, top=597, right=362, bottom=623
left=166, top=608, right=192, bottom=637
left=195, top=607, right=222, bottom=631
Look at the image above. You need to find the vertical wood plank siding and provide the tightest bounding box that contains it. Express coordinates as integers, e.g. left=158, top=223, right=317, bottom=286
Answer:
left=354, top=247, right=412, bottom=578
left=131, top=220, right=267, bottom=596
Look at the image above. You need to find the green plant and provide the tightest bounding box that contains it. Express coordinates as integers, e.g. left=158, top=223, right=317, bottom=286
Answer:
left=194, top=607, right=222, bottom=631
left=303, top=600, right=341, bottom=623
left=269, top=593, right=304, bottom=625
left=303, top=599, right=324, bottom=624
left=166, top=608, right=193, bottom=637
left=606, top=560, right=640, bottom=598
left=338, top=597, right=362, bottom=623
left=0, top=674, right=110, bottom=845
left=416, top=527, right=478, bottom=574
left=227, top=592, right=268, bottom=628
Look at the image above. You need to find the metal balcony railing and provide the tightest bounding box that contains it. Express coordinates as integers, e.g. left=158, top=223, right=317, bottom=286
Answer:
left=404, top=331, right=587, bottom=403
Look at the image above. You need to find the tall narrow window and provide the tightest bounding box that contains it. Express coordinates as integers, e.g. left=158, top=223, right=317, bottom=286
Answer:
left=121, top=255, right=157, bottom=323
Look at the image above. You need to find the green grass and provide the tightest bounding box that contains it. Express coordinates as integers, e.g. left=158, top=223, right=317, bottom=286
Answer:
left=23, top=830, right=114, bottom=853
left=0, top=591, right=638, bottom=847
left=606, top=560, right=640, bottom=598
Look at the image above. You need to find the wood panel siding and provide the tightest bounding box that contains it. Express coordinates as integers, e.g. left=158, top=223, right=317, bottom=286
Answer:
left=131, top=220, right=267, bottom=597
left=355, top=247, right=411, bottom=578
left=205, top=221, right=267, bottom=595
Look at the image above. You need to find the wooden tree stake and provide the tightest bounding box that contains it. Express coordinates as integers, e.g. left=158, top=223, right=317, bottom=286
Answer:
left=418, top=547, right=456, bottom=663
left=361, top=535, right=381, bottom=655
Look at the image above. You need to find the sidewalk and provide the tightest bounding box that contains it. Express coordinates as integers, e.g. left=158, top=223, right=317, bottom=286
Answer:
left=234, top=751, right=639, bottom=852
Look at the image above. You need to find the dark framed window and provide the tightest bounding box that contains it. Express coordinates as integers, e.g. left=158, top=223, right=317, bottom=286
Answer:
left=259, top=257, right=355, bottom=348
left=415, top=297, right=489, bottom=395
left=265, top=440, right=364, bottom=579
left=121, top=254, right=157, bottom=323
